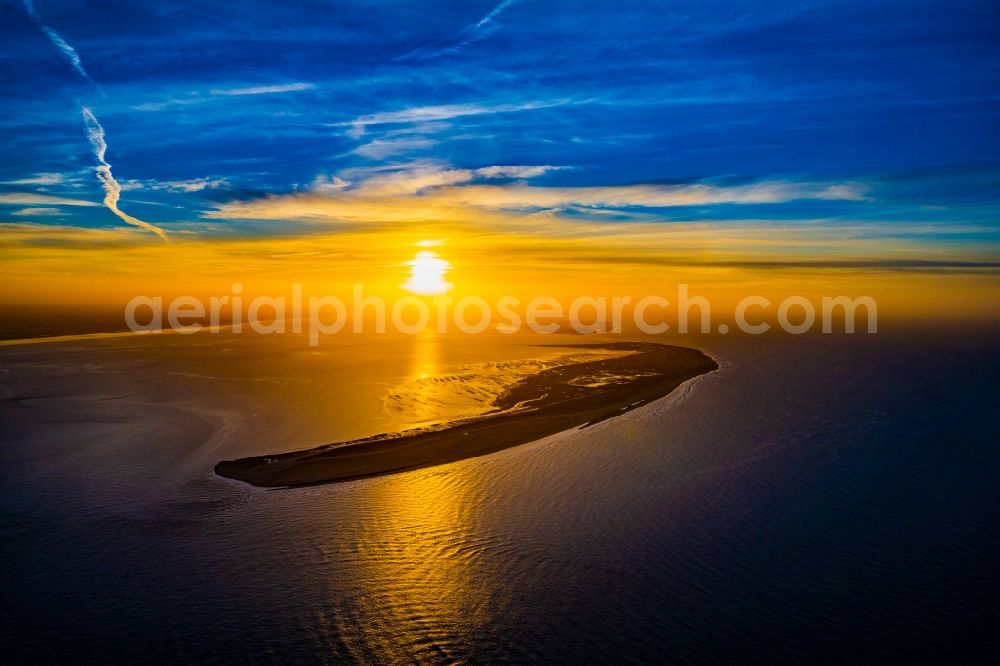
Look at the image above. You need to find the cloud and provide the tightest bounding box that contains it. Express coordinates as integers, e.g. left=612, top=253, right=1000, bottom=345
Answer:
left=2, top=172, right=66, bottom=186
left=132, top=97, right=207, bottom=113
left=396, top=0, right=521, bottom=61
left=349, top=165, right=868, bottom=207
left=39, top=27, right=94, bottom=84
left=82, top=107, right=169, bottom=241
left=0, top=222, right=155, bottom=250
left=345, top=164, right=563, bottom=192
left=474, top=0, right=521, bottom=29
left=123, top=178, right=231, bottom=193
left=17, top=4, right=175, bottom=241
left=357, top=166, right=477, bottom=195
left=311, top=175, right=350, bottom=193
left=22, top=1, right=97, bottom=86
left=439, top=181, right=870, bottom=209
left=209, top=83, right=316, bottom=96
left=133, top=83, right=316, bottom=112
left=341, top=101, right=565, bottom=138
left=0, top=192, right=100, bottom=207
left=10, top=207, right=62, bottom=216
left=476, top=165, right=565, bottom=179
left=207, top=164, right=869, bottom=226
left=350, top=138, right=435, bottom=159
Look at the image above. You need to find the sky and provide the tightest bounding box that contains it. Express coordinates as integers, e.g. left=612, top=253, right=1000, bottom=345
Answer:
left=1, top=0, right=998, bottom=315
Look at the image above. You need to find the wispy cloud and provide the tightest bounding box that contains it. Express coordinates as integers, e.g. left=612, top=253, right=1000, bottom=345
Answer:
left=440, top=181, right=870, bottom=209
left=350, top=138, right=436, bottom=159
left=0, top=222, right=158, bottom=250
left=347, top=164, right=564, bottom=195
left=341, top=101, right=566, bottom=138
left=208, top=164, right=869, bottom=226
left=21, top=1, right=172, bottom=241
left=82, top=107, right=168, bottom=241
left=357, top=166, right=478, bottom=195
left=10, top=207, right=62, bottom=216
left=22, top=0, right=97, bottom=86
left=311, top=175, right=351, bottom=193
left=39, top=27, right=94, bottom=84
left=0, top=192, right=100, bottom=207
left=132, top=97, right=207, bottom=113
left=133, top=83, right=317, bottom=112
left=122, top=177, right=231, bottom=193
left=476, top=165, right=566, bottom=179
left=354, top=165, right=868, bottom=207
left=209, top=83, right=316, bottom=96
left=396, top=0, right=521, bottom=61
left=1, top=173, right=67, bottom=186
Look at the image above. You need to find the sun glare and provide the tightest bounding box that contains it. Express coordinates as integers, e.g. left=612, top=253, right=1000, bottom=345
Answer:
left=403, top=250, right=452, bottom=295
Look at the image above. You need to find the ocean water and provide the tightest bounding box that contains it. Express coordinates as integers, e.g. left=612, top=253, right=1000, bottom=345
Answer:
left=1, top=330, right=996, bottom=663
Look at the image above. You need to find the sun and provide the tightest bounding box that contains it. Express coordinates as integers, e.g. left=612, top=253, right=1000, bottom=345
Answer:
left=402, top=250, right=452, bottom=295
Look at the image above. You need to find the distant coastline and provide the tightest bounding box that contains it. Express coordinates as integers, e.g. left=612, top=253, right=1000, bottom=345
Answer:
left=215, top=342, right=718, bottom=487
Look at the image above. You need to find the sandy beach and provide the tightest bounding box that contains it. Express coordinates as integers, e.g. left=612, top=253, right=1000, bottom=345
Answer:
left=214, top=342, right=717, bottom=487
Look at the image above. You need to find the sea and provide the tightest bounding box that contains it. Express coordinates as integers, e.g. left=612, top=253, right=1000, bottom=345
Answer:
left=1, top=328, right=996, bottom=663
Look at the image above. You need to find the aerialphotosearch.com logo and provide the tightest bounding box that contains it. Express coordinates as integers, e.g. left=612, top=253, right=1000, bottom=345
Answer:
left=125, top=284, right=878, bottom=346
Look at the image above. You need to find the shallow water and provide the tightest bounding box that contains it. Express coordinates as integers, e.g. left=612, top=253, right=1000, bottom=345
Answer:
left=1, top=330, right=996, bottom=663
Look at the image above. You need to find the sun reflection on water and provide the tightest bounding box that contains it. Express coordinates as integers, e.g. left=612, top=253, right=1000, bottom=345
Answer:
left=400, top=330, right=443, bottom=428
left=352, top=463, right=491, bottom=661
left=343, top=333, right=495, bottom=659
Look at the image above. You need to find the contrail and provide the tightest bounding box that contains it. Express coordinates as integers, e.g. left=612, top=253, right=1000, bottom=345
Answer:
left=22, top=0, right=97, bottom=85
left=23, top=1, right=166, bottom=240
left=396, top=0, right=521, bottom=62
left=82, top=107, right=169, bottom=241
left=475, top=0, right=519, bottom=29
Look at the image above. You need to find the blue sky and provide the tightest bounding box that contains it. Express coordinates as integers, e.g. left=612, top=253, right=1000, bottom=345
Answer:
left=1, top=0, right=999, bottom=259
